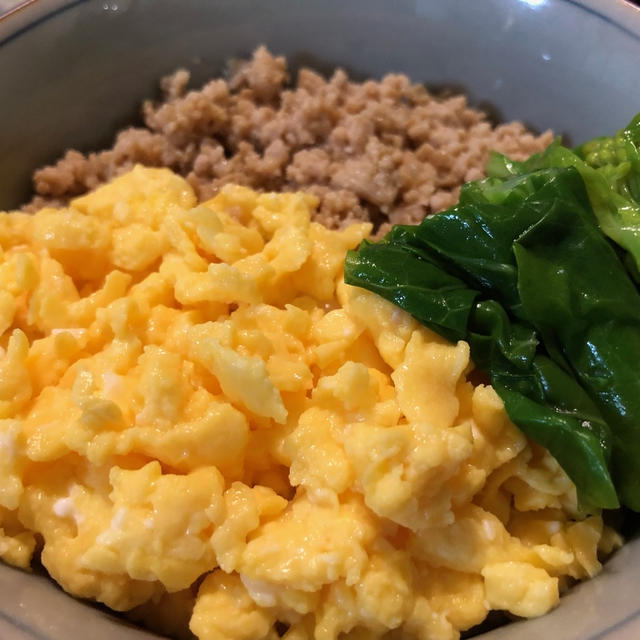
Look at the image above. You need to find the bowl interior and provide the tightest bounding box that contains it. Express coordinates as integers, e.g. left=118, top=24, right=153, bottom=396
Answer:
left=2, top=0, right=640, bottom=210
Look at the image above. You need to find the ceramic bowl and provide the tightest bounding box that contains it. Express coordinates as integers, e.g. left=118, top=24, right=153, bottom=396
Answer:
left=1, top=1, right=640, bottom=638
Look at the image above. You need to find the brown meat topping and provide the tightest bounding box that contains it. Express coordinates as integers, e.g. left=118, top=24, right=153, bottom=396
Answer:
left=29, top=46, right=552, bottom=229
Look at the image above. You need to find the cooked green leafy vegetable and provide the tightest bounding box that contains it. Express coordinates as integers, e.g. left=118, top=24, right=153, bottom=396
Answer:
left=487, top=113, right=640, bottom=277
left=345, top=136, right=640, bottom=513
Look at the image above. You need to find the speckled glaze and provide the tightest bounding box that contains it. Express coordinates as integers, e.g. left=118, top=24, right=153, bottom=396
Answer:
left=0, top=1, right=640, bottom=638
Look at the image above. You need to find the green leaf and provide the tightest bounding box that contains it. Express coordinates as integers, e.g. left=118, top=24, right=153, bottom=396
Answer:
left=488, top=113, right=640, bottom=277
left=466, top=300, right=617, bottom=511
left=343, top=241, right=477, bottom=343
left=512, top=173, right=640, bottom=510
left=494, top=380, right=617, bottom=510
left=343, top=164, right=633, bottom=512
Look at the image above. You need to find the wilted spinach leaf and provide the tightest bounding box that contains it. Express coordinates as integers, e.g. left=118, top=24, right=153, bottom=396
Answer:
left=344, top=161, right=640, bottom=512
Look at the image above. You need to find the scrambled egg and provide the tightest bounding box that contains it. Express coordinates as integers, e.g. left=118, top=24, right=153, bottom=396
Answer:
left=0, top=166, right=621, bottom=640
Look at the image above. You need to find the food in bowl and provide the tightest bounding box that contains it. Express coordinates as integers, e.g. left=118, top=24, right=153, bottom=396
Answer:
left=28, top=47, right=551, bottom=230
left=0, top=168, right=622, bottom=640
left=0, top=47, right=632, bottom=640
left=346, top=111, right=640, bottom=514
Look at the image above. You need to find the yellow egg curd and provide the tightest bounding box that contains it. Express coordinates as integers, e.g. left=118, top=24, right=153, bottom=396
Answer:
left=0, top=166, right=621, bottom=640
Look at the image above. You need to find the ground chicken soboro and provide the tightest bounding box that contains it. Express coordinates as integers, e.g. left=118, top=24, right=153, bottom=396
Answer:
left=29, top=46, right=551, bottom=231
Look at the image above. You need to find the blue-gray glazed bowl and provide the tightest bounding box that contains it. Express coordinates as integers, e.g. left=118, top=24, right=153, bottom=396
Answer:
left=1, top=1, right=640, bottom=639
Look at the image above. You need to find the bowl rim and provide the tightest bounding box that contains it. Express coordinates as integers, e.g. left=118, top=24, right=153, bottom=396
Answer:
left=2, top=0, right=640, bottom=47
